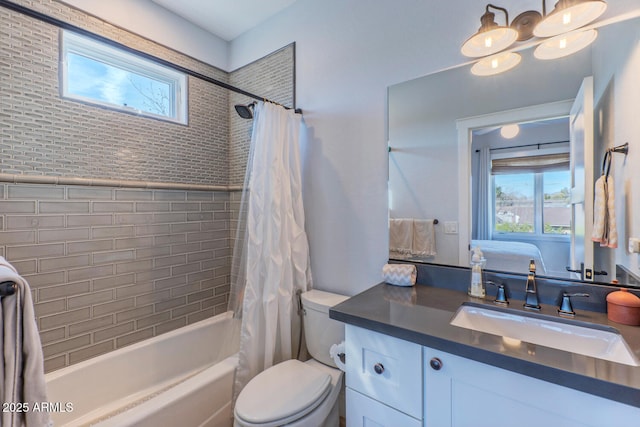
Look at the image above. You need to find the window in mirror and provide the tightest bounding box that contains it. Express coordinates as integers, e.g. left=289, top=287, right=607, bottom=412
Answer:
left=492, top=150, right=570, bottom=237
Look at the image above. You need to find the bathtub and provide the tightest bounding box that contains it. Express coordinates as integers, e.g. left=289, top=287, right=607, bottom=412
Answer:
left=45, top=312, right=240, bottom=427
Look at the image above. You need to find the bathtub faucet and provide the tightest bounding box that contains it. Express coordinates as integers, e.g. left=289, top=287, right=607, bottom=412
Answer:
left=523, top=259, right=541, bottom=311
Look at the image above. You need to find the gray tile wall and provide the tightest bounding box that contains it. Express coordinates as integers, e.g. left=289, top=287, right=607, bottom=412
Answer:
left=1, top=1, right=294, bottom=372
left=0, top=183, right=232, bottom=372
left=229, top=45, right=296, bottom=186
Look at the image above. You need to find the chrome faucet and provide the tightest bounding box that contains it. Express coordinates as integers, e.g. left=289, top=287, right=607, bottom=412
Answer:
left=524, top=259, right=541, bottom=311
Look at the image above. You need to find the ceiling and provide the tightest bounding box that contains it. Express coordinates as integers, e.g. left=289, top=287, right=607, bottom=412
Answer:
left=151, top=0, right=299, bottom=41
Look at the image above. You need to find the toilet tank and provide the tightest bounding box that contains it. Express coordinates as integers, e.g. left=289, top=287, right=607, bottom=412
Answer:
left=301, top=289, right=349, bottom=367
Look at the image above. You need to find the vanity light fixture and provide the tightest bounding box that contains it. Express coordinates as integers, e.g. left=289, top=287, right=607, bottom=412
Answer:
left=471, top=51, right=522, bottom=76
left=534, top=28, right=598, bottom=60
left=461, top=4, right=519, bottom=58
left=533, top=0, right=607, bottom=38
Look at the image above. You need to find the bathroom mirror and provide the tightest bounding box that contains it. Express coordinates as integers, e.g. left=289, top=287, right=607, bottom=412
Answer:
left=388, top=15, right=640, bottom=286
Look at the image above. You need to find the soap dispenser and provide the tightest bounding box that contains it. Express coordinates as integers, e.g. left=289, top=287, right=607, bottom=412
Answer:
left=469, top=247, right=486, bottom=298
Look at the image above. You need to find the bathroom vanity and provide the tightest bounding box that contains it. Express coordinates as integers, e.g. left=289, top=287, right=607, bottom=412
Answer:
left=330, top=282, right=640, bottom=427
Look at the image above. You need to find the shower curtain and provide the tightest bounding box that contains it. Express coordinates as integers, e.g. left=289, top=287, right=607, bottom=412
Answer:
left=229, top=101, right=312, bottom=399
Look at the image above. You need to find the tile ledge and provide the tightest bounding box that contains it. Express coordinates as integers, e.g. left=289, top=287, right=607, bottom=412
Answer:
left=0, top=174, right=244, bottom=192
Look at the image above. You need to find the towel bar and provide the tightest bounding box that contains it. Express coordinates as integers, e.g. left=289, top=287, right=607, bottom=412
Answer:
left=0, top=281, right=17, bottom=297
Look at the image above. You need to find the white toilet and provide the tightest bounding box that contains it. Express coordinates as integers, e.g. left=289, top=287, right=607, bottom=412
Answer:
left=234, top=289, right=349, bottom=427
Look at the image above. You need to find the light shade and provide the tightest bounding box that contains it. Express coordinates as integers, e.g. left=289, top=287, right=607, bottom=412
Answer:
left=500, top=124, right=520, bottom=139
left=462, top=9, right=518, bottom=58
left=534, top=29, right=598, bottom=60
left=533, top=0, right=607, bottom=38
left=471, top=52, right=522, bottom=76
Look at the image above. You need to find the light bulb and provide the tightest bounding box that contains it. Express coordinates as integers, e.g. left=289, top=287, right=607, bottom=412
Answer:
left=491, top=58, right=499, bottom=69
left=559, top=38, right=567, bottom=49
left=485, top=36, right=493, bottom=48
left=563, top=12, right=572, bottom=25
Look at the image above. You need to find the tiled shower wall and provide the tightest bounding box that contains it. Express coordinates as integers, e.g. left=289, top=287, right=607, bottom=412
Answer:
left=0, top=0, right=294, bottom=372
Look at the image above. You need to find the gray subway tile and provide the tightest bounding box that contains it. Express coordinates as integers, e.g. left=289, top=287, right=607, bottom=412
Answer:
left=69, top=341, right=114, bottom=365
left=40, top=254, right=90, bottom=272
left=115, top=305, right=154, bottom=323
left=43, top=334, right=92, bottom=359
left=0, top=230, right=37, bottom=245
left=0, top=201, right=37, bottom=213
left=67, top=239, right=113, bottom=255
left=93, top=250, right=135, bottom=265
left=116, top=328, right=154, bottom=348
left=67, top=214, right=113, bottom=226
left=155, top=317, right=186, bottom=335
left=93, top=322, right=135, bottom=342
left=40, top=327, right=66, bottom=345
left=115, top=189, right=153, bottom=200
left=93, top=202, right=134, bottom=213
left=24, top=271, right=66, bottom=289
left=6, top=215, right=64, bottom=230
left=39, top=281, right=91, bottom=301
left=40, top=308, right=91, bottom=330
left=68, top=290, right=114, bottom=309
left=10, top=259, right=37, bottom=275
left=92, top=226, right=134, bottom=239
left=44, top=356, right=67, bottom=373
left=68, top=315, right=114, bottom=336
left=34, top=299, right=66, bottom=317
left=135, top=224, right=170, bottom=236
left=7, top=243, right=64, bottom=260
left=39, top=201, right=89, bottom=214
left=135, top=202, right=170, bottom=212
left=68, top=265, right=114, bottom=282
left=67, top=187, right=113, bottom=200
left=8, top=185, right=64, bottom=199
left=93, top=298, right=136, bottom=317
left=115, top=236, right=154, bottom=250
left=93, top=273, right=136, bottom=291
left=136, top=312, right=171, bottom=329
left=38, top=228, right=90, bottom=243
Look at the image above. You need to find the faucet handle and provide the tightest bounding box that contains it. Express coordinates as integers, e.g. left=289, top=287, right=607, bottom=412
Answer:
left=529, top=259, right=536, bottom=273
left=486, top=281, right=509, bottom=306
left=558, top=292, right=590, bottom=317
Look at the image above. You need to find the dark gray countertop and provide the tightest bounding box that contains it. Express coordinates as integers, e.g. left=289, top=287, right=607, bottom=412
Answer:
left=330, top=283, right=640, bottom=408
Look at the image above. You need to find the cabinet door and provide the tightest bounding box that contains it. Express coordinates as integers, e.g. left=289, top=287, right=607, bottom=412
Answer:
left=346, top=388, right=421, bottom=427
left=346, top=325, right=422, bottom=419
left=424, top=347, right=640, bottom=427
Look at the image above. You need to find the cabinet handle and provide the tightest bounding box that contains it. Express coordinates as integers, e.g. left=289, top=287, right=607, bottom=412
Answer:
left=430, top=357, right=443, bottom=371
left=373, top=363, right=385, bottom=374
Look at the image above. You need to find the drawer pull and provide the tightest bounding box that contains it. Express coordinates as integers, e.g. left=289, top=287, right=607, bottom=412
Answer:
left=430, top=357, right=443, bottom=371
left=373, top=363, right=385, bottom=374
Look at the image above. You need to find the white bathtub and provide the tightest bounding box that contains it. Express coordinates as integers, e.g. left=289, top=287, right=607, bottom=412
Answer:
left=45, top=312, right=240, bottom=427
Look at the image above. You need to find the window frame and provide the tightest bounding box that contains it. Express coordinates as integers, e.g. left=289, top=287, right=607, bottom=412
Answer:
left=491, top=145, right=571, bottom=241
left=60, top=30, right=188, bottom=124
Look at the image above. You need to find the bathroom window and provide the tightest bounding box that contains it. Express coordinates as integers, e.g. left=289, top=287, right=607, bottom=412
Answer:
left=492, top=150, right=571, bottom=236
left=61, top=31, right=187, bottom=124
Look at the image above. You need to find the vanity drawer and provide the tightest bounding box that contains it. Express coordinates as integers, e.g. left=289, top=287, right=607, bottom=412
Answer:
left=346, top=388, right=421, bottom=427
left=345, top=325, right=422, bottom=419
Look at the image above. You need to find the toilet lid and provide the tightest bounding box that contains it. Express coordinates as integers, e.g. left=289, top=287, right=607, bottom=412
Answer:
left=235, top=359, right=332, bottom=426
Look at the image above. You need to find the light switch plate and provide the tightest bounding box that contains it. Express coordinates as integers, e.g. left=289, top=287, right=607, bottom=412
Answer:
left=444, top=221, right=458, bottom=234
left=629, top=238, right=640, bottom=254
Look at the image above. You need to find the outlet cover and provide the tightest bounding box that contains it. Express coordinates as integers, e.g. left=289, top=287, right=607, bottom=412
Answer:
left=444, top=221, right=458, bottom=234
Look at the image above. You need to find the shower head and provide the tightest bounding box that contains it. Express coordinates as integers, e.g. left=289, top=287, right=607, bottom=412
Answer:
left=234, top=102, right=255, bottom=119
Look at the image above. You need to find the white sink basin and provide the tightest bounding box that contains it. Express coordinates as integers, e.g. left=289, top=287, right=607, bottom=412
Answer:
left=450, top=303, right=640, bottom=366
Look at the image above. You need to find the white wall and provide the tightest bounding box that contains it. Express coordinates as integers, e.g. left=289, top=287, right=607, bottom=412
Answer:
left=58, top=0, right=229, bottom=69
left=592, top=17, right=640, bottom=279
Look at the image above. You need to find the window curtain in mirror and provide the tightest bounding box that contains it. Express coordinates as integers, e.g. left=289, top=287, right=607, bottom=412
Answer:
left=475, top=147, right=492, bottom=240
left=228, top=101, right=312, bottom=401
left=491, top=152, right=570, bottom=174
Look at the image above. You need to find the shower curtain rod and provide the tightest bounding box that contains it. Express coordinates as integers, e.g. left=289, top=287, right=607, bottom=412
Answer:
left=475, top=140, right=569, bottom=153
left=0, top=0, right=300, bottom=113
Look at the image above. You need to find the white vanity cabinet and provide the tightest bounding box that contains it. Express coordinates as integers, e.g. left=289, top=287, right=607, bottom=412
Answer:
left=345, top=325, right=640, bottom=427
left=345, top=325, right=422, bottom=426
left=423, top=347, right=640, bottom=427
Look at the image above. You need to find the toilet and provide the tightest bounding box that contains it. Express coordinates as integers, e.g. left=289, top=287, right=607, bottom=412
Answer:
left=234, top=289, right=349, bottom=427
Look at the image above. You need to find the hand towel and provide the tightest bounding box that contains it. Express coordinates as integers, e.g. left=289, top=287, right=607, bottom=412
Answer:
left=389, top=218, right=413, bottom=258
left=412, top=219, right=436, bottom=257
left=382, top=263, right=417, bottom=287
left=592, top=175, right=618, bottom=248
left=0, top=257, right=52, bottom=427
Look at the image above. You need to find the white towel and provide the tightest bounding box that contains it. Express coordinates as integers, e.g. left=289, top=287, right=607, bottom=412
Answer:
left=0, top=257, right=52, bottom=427
left=412, top=219, right=436, bottom=257
left=382, top=263, right=417, bottom=287
left=592, top=175, right=618, bottom=248
left=389, top=218, right=413, bottom=258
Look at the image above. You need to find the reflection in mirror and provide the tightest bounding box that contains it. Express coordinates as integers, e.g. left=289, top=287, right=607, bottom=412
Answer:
left=388, top=15, right=640, bottom=287
left=471, top=117, right=575, bottom=279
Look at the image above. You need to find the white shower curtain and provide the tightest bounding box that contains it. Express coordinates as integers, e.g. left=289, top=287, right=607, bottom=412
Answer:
left=231, top=101, right=312, bottom=399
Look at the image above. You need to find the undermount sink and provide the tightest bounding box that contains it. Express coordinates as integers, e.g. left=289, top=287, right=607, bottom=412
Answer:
left=450, top=302, right=640, bottom=366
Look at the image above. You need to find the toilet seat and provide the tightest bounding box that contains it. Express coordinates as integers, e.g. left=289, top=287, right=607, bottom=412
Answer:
left=234, top=359, right=332, bottom=427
